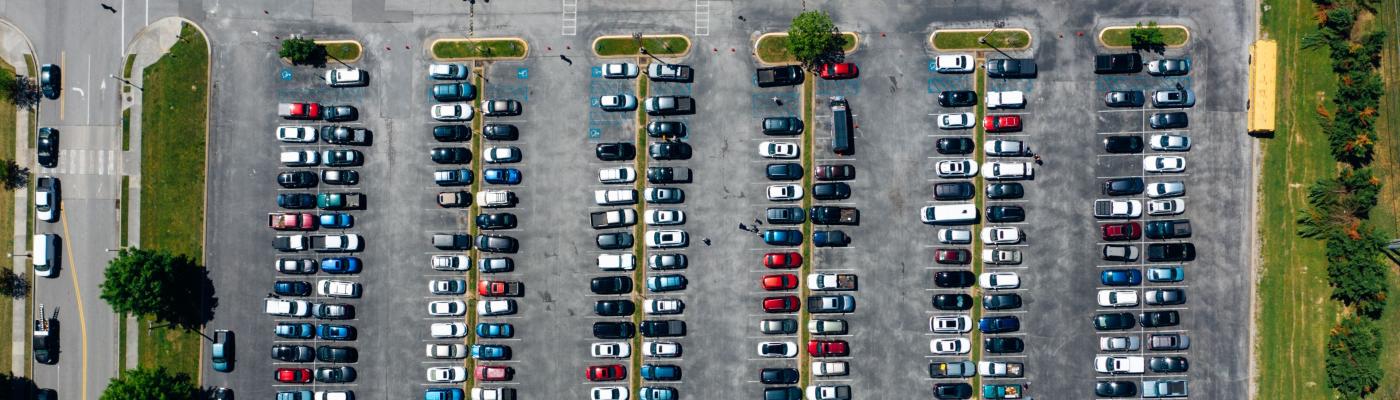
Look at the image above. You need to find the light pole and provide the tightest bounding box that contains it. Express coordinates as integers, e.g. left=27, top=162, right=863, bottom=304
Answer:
left=978, top=27, right=1013, bottom=60
left=639, top=47, right=668, bottom=66
left=108, top=74, right=142, bottom=91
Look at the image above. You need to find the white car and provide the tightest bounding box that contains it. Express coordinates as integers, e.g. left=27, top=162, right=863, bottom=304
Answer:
left=984, top=140, right=1027, bottom=156
left=1098, top=289, right=1140, bottom=307
left=934, top=54, right=975, bottom=73
left=979, top=272, right=1020, bottom=290
left=937, top=228, right=972, bottom=244
left=980, top=227, right=1022, bottom=244
left=937, top=113, right=975, bottom=129
left=431, top=254, right=471, bottom=271
left=808, top=319, right=847, bottom=334
left=981, top=161, right=1033, bottom=179
left=426, top=366, right=466, bottom=383
left=930, top=338, right=970, bottom=355
left=1100, top=336, right=1142, bottom=352
left=316, top=280, right=361, bottom=298
left=642, top=341, right=681, bottom=357
left=1146, top=181, right=1186, bottom=198
left=483, top=146, right=522, bottom=163
left=591, top=387, right=629, bottom=400
left=324, top=68, right=366, bottom=87
left=1150, top=134, right=1191, bottom=151
left=982, top=249, right=1022, bottom=265
left=760, top=141, right=800, bottom=159
left=473, top=388, right=515, bottom=400
left=598, top=167, right=636, bottom=184
left=929, top=315, right=971, bottom=333
left=806, top=385, right=852, bottom=400
left=34, top=180, right=56, bottom=222
left=645, top=209, right=686, bottom=225
left=1143, top=156, right=1185, bottom=173
left=428, top=63, right=468, bottom=80
left=812, top=361, right=848, bottom=376
left=314, top=391, right=353, bottom=400
left=1148, top=199, right=1185, bottom=215
left=936, top=159, right=979, bottom=178
left=756, top=341, right=798, bottom=358
left=767, top=184, right=804, bottom=201
left=601, top=62, right=640, bottom=79
left=430, top=322, right=468, bottom=338
left=597, top=254, right=636, bottom=271
left=594, top=189, right=637, bottom=205
left=280, top=150, right=319, bottom=167
left=598, top=94, right=637, bottom=111
left=643, top=298, right=684, bottom=315
left=645, top=230, right=688, bottom=248
left=428, top=300, right=466, bottom=316
left=277, top=126, right=317, bottom=143
left=431, top=103, right=474, bottom=121
left=477, top=299, right=516, bottom=316
left=425, top=343, right=466, bottom=359
left=591, top=342, right=631, bottom=358
left=429, top=279, right=467, bottom=295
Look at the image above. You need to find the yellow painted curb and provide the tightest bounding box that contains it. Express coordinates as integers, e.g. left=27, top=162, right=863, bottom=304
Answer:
left=429, top=37, right=530, bottom=61
left=752, top=31, right=861, bottom=66
left=1097, top=24, right=1191, bottom=49
left=929, top=28, right=1033, bottom=52
left=590, top=34, right=692, bottom=59
left=315, top=39, right=363, bottom=63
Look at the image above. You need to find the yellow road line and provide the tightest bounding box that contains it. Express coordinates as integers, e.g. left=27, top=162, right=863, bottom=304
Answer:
left=59, top=208, right=88, bottom=400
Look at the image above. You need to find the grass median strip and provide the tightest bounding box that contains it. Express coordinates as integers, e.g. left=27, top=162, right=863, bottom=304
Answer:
left=629, top=73, right=650, bottom=391
left=756, top=33, right=858, bottom=64
left=320, top=41, right=361, bottom=62
left=464, top=70, right=486, bottom=389
left=595, top=36, right=690, bottom=57
left=0, top=58, right=15, bottom=374
left=433, top=39, right=527, bottom=60
left=796, top=75, right=815, bottom=389
left=932, top=30, right=1031, bottom=51
left=1100, top=25, right=1189, bottom=47
left=968, top=67, right=987, bottom=392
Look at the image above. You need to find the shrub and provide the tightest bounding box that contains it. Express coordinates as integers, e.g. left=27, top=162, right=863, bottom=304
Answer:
left=1326, top=316, right=1383, bottom=398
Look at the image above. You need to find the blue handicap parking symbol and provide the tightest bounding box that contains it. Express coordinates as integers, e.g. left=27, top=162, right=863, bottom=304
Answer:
left=590, top=97, right=601, bottom=107
left=589, top=128, right=601, bottom=138
left=928, top=60, right=937, bottom=72
left=517, top=68, right=529, bottom=79
left=280, top=69, right=293, bottom=81
left=591, top=66, right=602, bottom=78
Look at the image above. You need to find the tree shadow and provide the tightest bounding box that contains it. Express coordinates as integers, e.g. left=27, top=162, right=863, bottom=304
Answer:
left=0, top=372, right=45, bottom=399
left=167, top=254, right=217, bottom=330
left=1131, top=42, right=1167, bottom=55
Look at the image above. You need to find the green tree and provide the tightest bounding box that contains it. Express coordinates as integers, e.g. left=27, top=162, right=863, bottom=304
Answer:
left=279, top=37, right=322, bottom=65
left=1323, top=227, right=1389, bottom=316
left=786, top=10, right=839, bottom=67
left=100, top=367, right=198, bottom=400
left=1128, top=21, right=1165, bottom=50
left=1297, top=168, right=1381, bottom=237
left=99, top=248, right=200, bottom=325
left=1326, top=316, right=1383, bottom=399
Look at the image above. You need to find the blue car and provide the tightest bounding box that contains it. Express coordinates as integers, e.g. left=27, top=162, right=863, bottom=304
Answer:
left=763, top=229, right=803, bottom=246
left=483, top=168, right=522, bottom=185
left=470, top=344, right=510, bottom=360
left=320, top=257, right=362, bottom=274
left=647, top=275, right=687, bottom=292
left=1147, top=266, right=1184, bottom=282
left=273, top=280, right=311, bottom=296
left=978, top=316, right=1020, bottom=333
left=319, top=213, right=353, bottom=229
left=640, top=387, right=678, bottom=400
left=423, top=388, right=464, bottom=400
left=274, top=323, right=314, bottom=339
left=276, top=391, right=312, bottom=400
left=317, top=324, right=356, bottom=340
left=640, top=364, right=681, bottom=381
left=1101, top=269, right=1142, bottom=286
left=476, top=322, right=514, bottom=338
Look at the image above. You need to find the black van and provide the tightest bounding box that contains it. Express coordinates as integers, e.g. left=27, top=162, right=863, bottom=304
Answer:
left=830, top=97, right=853, bottom=155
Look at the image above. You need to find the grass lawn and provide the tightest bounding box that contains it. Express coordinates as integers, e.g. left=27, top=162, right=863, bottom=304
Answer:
left=1367, top=0, right=1400, bottom=394
left=756, top=33, right=858, bottom=64
left=121, top=107, right=130, bottom=151
left=594, top=36, right=690, bottom=57
left=321, top=42, right=361, bottom=62
left=0, top=59, right=16, bottom=374
left=136, top=22, right=208, bottom=377
left=1100, top=25, right=1190, bottom=47
left=1253, top=0, right=1343, bottom=399
left=433, top=39, right=527, bottom=60
left=932, top=30, right=1031, bottom=51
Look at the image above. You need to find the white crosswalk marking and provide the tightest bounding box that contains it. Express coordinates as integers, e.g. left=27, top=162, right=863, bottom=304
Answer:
left=52, top=149, right=121, bottom=175
left=694, top=0, right=710, bottom=36
left=561, top=0, right=578, bottom=36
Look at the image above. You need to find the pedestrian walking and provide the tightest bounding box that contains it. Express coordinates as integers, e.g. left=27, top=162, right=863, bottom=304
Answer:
left=1033, top=154, right=1042, bottom=164
left=771, top=96, right=783, bottom=105
left=753, top=218, right=762, bottom=225
left=101, top=3, right=117, bottom=12
left=739, top=223, right=748, bottom=231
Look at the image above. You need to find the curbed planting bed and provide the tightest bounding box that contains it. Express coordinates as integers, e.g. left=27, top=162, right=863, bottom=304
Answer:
left=1099, top=24, right=1190, bottom=48
left=317, top=40, right=363, bottom=63
left=592, top=34, right=691, bottom=58
left=754, top=32, right=859, bottom=65
left=930, top=28, right=1032, bottom=51
left=431, top=37, right=529, bottom=61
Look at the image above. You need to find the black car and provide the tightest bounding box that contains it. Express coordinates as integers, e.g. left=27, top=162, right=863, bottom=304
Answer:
left=985, top=59, right=1037, bottom=78
left=762, top=117, right=804, bottom=135
left=814, top=164, right=855, bottom=181
left=1104, top=90, right=1146, bottom=107
left=985, top=183, right=1023, bottom=199
left=1094, top=312, right=1136, bottom=330
left=277, top=171, right=318, bottom=188
left=646, top=167, right=691, bottom=184
left=812, top=230, right=850, bottom=247
left=40, top=64, right=61, bottom=99
left=595, top=300, right=635, bottom=316
left=322, top=105, right=357, bottom=122
left=649, top=142, right=691, bottom=160
left=1149, top=357, right=1189, bottom=373
left=475, top=234, right=518, bottom=253
left=207, top=387, right=231, bottom=400
left=983, top=337, right=1023, bottom=353
left=766, top=207, right=806, bottom=224
left=935, top=137, right=974, bottom=154
left=646, top=121, right=687, bottom=138
left=812, top=183, right=850, bottom=200
left=431, top=147, right=472, bottom=164
left=756, top=65, right=804, bottom=87
left=320, top=126, right=370, bottom=145
left=592, top=321, right=635, bottom=339
left=1150, top=112, right=1189, bottom=129
left=934, top=182, right=975, bottom=201
left=37, top=127, right=58, bottom=168
left=1147, top=243, right=1195, bottom=261
left=475, top=213, right=518, bottom=230
left=1146, top=288, right=1186, bottom=306
left=639, top=320, right=686, bottom=337
left=277, top=193, right=316, bottom=209
left=432, top=125, right=471, bottom=142
left=273, top=280, right=311, bottom=296
left=938, top=90, right=977, bottom=107
left=1103, top=178, right=1145, bottom=196
left=1140, top=310, right=1180, bottom=327
left=271, top=344, right=314, bottom=362
left=316, top=345, right=357, bottom=363
left=934, top=270, right=975, bottom=288
left=596, top=232, right=633, bottom=250
left=596, top=143, right=635, bottom=161
left=985, top=206, right=1025, bottom=223
left=482, top=123, right=519, bottom=140
left=1096, top=381, right=1138, bottom=398
left=982, top=293, right=1022, bottom=310
left=766, top=163, right=804, bottom=180
left=1103, top=136, right=1144, bottom=153
left=760, top=368, right=799, bottom=384
left=932, top=294, right=973, bottom=310
left=934, top=383, right=973, bottom=400
left=590, top=276, right=632, bottom=295
left=764, top=387, right=802, bottom=400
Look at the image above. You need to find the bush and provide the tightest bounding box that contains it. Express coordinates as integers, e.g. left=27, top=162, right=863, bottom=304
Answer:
left=1323, top=228, right=1389, bottom=316
left=786, top=10, right=840, bottom=67
left=100, top=366, right=198, bottom=400
left=279, top=38, right=324, bottom=65
left=1297, top=168, right=1381, bottom=237
left=1326, top=316, right=1384, bottom=398
left=1128, top=21, right=1166, bottom=51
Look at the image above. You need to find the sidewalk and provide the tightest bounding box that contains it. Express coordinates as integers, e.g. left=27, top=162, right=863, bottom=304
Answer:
left=0, top=18, right=34, bottom=378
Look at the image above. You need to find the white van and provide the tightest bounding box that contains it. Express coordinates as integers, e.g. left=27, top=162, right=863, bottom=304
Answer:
left=32, top=234, right=56, bottom=277
left=920, top=204, right=978, bottom=225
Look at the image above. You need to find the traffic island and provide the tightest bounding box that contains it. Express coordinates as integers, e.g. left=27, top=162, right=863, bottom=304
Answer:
left=930, top=29, right=1032, bottom=51
left=316, top=40, right=363, bottom=63
left=1099, top=24, right=1190, bottom=49
left=754, top=32, right=860, bottom=65
left=592, top=34, right=691, bottom=58
left=431, top=37, right=529, bottom=61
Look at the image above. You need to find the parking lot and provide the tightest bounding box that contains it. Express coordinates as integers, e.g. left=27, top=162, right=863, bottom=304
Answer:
left=198, top=0, right=1256, bottom=399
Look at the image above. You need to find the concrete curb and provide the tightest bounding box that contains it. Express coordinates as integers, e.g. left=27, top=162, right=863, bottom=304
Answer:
left=751, top=32, right=862, bottom=66
left=1097, top=24, right=1191, bottom=49
left=315, top=39, right=364, bottom=63
left=929, top=28, right=1034, bottom=52
left=590, top=34, right=692, bottom=59
left=428, top=37, right=530, bottom=62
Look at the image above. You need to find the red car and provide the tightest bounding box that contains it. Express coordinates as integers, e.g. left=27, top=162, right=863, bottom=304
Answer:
left=1101, top=222, right=1142, bottom=241
left=807, top=340, right=849, bottom=357
left=934, top=249, right=971, bottom=264
left=280, top=102, right=321, bottom=120
left=269, top=212, right=316, bottom=230
left=983, top=115, right=1022, bottom=132
left=476, top=365, right=513, bottom=381
left=763, top=295, right=800, bottom=313
left=477, top=280, right=522, bottom=297
left=586, top=364, right=626, bottom=381
left=764, top=252, right=803, bottom=269
left=275, top=367, right=312, bottom=383
left=819, top=63, right=859, bottom=80
left=761, top=274, right=799, bottom=290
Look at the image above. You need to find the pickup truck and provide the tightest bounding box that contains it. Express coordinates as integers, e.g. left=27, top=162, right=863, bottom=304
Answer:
left=929, top=361, right=974, bottom=378
left=1094, top=199, right=1142, bottom=219
left=590, top=209, right=637, bottom=229
left=810, top=206, right=859, bottom=225
left=278, top=102, right=321, bottom=119
left=1095, top=355, right=1145, bottom=374
left=273, top=235, right=308, bottom=252
left=269, top=213, right=316, bottom=230
left=985, top=59, right=1037, bottom=78
left=755, top=65, right=804, bottom=87
left=1095, top=53, right=1143, bottom=74
left=646, top=167, right=692, bottom=184
left=977, top=361, right=1024, bottom=377
left=1143, top=380, right=1188, bottom=398
left=325, top=68, right=367, bottom=87
left=594, top=189, right=637, bottom=205
left=478, top=280, right=523, bottom=297
left=264, top=298, right=312, bottom=317
left=985, top=91, right=1025, bottom=109
left=644, top=96, right=694, bottom=116
left=310, top=234, right=363, bottom=253
left=648, top=63, right=694, bottom=82
left=317, top=193, right=364, bottom=210
left=807, top=273, right=857, bottom=291
left=982, top=384, right=1022, bottom=399
left=477, top=190, right=517, bottom=208
left=1145, top=219, right=1191, bottom=239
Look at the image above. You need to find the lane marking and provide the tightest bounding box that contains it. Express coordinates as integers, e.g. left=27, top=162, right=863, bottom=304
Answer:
left=59, top=209, right=89, bottom=400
